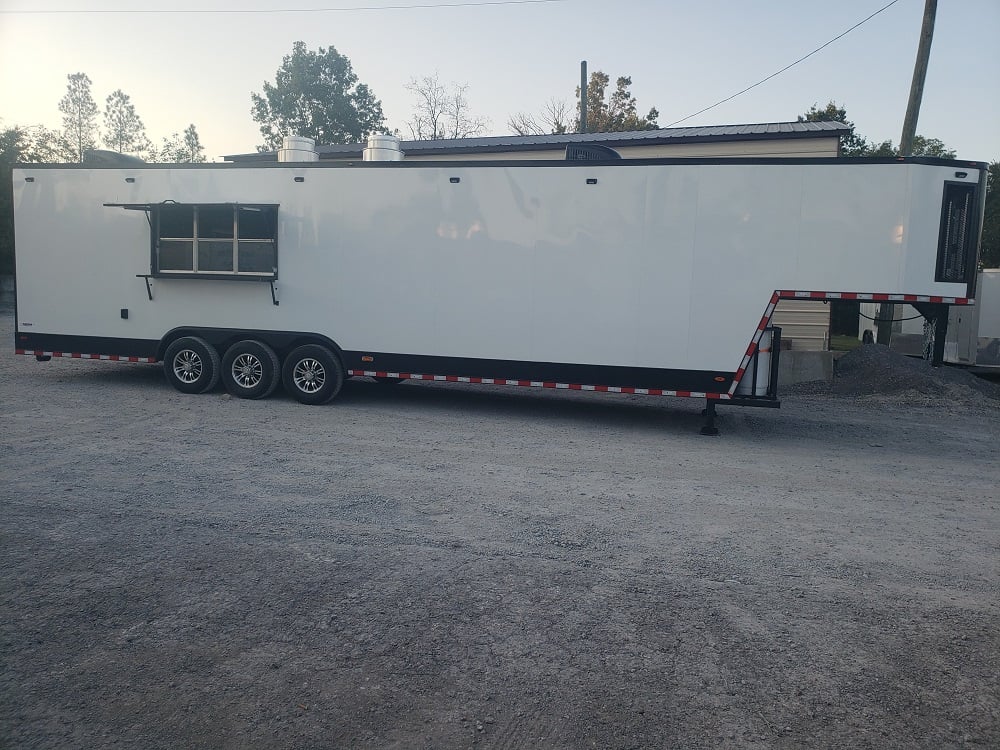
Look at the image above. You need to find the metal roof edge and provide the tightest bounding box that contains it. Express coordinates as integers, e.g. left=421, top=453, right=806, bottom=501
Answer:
left=19, top=156, right=987, bottom=171
left=224, top=121, right=851, bottom=162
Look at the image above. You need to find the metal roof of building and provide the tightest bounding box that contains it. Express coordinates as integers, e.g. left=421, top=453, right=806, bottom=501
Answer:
left=225, top=120, right=850, bottom=162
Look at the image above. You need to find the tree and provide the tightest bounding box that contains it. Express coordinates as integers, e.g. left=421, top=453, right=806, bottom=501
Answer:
left=508, top=98, right=570, bottom=136
left=182, top=124, right=206, bottom=163
left=405, top=73, right=488, bottom=140
left=58, top=73, right=99, bottom=163
left=981, top=161, right=1000, bottom=269
left=798, top=101, right=955, bottom=158
left=157, top=124, right=206, bottom=163
left=103, top=89, right=151, bottom=155
left=860, top=134, right=956, bottom=158
left=798, top=101, right=870, bottom=156
left=0, top=124, right=63, bottom=164
left=1, top=124, right=64, bottom=273
left=251, top=41, right=386, bottom=150
left=510, top=71, right=658, bottom=136
left=906, top=135, right=956, bottom=158
left=577, top=72, right=658, bottom=133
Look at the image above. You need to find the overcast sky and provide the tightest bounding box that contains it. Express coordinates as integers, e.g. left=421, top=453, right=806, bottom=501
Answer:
left=1, top=0, right=997, bottom=162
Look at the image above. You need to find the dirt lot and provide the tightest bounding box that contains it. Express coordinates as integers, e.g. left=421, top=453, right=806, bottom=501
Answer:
left=1, top=308, right=998, bottom=749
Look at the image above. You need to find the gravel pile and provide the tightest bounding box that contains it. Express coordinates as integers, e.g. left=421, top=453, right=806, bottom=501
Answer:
left=789, top=344, right=1000, bottom=405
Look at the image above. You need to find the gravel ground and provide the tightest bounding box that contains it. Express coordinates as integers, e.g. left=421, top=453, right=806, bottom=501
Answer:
left=788, top=343, right=1000, bottom=404
left=1, top=308, right=998, bottom=749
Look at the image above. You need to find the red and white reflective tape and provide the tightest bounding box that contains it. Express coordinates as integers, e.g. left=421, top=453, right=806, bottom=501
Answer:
left=728, top=291, right=780, bottom=396
left=16, top=349, right=157, bottom=363
left=347, top=370, right=730, bottom=401
left=16, top=288, right=970, bottom=400
left=777, top=290, right=973, bottom=304
left=726, top=289, right=974, bottom=395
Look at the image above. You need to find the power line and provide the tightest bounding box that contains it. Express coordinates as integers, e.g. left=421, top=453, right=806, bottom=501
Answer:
left=0, top=0, right=568, bottom=14
left=665, top=0, right=902, bottom=128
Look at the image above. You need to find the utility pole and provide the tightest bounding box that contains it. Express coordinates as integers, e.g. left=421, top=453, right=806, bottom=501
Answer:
left=877, top=0, right=937, bottom=345
left=580, top=60, right=588, bottom=133
left=899, top=0, right=937, bottom=156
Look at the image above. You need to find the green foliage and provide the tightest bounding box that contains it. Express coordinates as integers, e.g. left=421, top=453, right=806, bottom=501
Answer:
left=577, top=72, right=658, bottom=133
left=182, top=124, right=206, bottom=163
left=251, top=41, right=387, bottom=150
left=103, top=89, right=151, bottom=155
left=58, top=73, right=98, bottom=163
left=156, top=124, right=207, bottom=163
left=864, top=139, right=897, bottom=157
left=798, top=101, right=870, bottom=156
left=510, top=71, right=658, bottom=136
left=981, top=161, right=1000, bottom=269
left=905, top=135, right=956, bottom=158
left=870, top=134, right=957, bottom=158
left=0, top=125, right=63, bottom=164
left=798, top=101, right=955, bottom=158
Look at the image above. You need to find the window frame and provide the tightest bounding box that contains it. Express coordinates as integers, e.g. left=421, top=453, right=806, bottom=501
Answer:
left=150, top=202, right=279, bottom=281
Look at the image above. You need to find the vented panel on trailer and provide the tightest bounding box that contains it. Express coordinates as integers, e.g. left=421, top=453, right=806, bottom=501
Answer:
left=936, top=182, right=976, bottom=284
left=564, top=144, right=622, bottom=161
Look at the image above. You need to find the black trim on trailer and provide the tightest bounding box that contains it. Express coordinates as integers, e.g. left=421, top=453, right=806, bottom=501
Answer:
left=146, top=202, right=279, bottom=280
left=970, top=168, right=989, bottom=299
left=14, top=156, right=990, bottom=171
left=16, top=332, right=160, bottom=358
left=10, top=184, right=18, bottom=345
left=15, top=330, right=734, bottom=394
left=96, top=328, right=738, bottom=394
left=136, top=272, right=280, bottom=287
left=935, top=181, right=979, bottom=287
left=340, top=351, right=733, bottom=393
left=725, top=396, right=781, bottom=408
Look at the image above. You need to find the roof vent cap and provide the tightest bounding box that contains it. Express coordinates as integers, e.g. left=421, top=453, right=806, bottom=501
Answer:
left=363, top=134, right=404, bottom=162
left=278, top=136, right=318, bottom=163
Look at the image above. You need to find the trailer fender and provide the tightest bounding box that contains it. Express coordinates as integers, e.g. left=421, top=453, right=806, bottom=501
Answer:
left=157, top=327, right=345, bottom=365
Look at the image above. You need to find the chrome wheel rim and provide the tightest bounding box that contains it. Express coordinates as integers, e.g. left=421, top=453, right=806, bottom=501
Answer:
left=293, top=358, right=326, bottom=393
left=232, top=353, right=263, bottom=388
left=173, top=349, right=203, bottom=384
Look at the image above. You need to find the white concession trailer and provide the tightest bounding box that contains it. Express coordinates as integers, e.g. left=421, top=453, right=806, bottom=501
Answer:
left=11, top=154, right=987, bottom=433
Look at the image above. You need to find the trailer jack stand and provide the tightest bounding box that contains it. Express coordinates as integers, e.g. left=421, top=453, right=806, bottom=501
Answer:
left=700, top=400, right=719, bottom=436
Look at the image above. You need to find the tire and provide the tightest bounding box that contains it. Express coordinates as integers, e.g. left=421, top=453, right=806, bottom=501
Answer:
left=163, top=336, right=221, bottom=394
left=221, top=340, right=281, bottom=400
left=281, top=344, right=344, bottom=405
